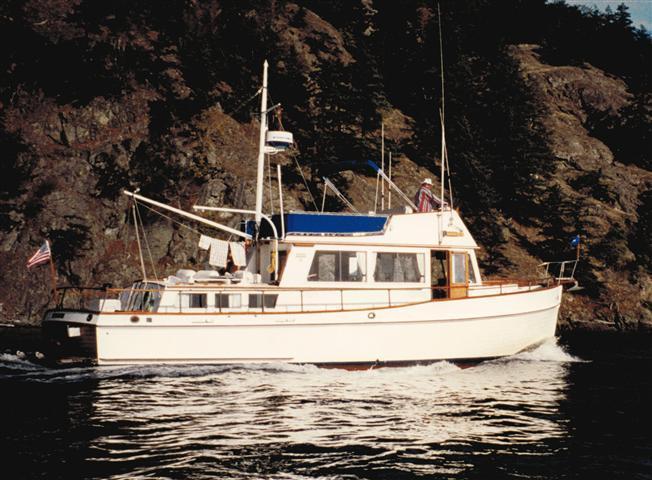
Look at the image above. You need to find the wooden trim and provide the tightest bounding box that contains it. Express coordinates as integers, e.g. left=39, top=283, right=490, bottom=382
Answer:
left=93, top=304, right=559, bottom=326
left=104, top=279, right=547, bottom=293
left=110, top=285, right=434, bottom=293
left=94, top=283, right=560, bottom=316
left=289, top=240, right=479, bottom=249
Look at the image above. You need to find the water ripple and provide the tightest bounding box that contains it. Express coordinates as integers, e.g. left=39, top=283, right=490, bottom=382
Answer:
left=0, top=339, right=592, bottom=479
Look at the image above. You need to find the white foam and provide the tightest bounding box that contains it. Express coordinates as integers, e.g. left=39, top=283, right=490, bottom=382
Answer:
left=0, top=353, right=43, bottom=371
left=510, top=337, right=585, bottom=363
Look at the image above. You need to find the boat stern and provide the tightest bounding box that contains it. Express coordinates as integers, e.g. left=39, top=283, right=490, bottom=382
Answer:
left=41, top=310, right=98, bottom=366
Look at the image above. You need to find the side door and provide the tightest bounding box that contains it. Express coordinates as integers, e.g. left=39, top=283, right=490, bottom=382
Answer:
left=449, top=251, right=469, bottom=299
left=430, top=250, right=448, bottom=299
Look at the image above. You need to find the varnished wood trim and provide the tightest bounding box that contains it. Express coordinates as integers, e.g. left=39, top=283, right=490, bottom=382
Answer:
left=96, top=284, right=560, bottom=316
left=288, top=241, right=479, bottom=249
left=95, top=304, right=558, bottom=326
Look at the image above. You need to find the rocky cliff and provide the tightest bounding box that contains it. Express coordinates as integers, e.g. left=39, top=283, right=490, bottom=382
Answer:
left=1, top=0, right=650, bottom=330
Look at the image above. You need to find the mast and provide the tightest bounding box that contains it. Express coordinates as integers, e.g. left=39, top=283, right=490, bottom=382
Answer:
left=438, top=4, right=446, bottom=216
left=255, top=60, right=269, bottom=225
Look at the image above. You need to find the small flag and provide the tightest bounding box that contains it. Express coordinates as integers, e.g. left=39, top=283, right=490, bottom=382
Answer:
left=27, top=241, right=51, bottom=269
left=570, top=235, right=581, bottom=248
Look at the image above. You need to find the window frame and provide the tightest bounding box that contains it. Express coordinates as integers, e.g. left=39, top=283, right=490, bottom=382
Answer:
left=187, top=293, right=208, bottom=309
left=307, top=250, right=367, bottom=283
left=372, top=252, right=425, bottom=283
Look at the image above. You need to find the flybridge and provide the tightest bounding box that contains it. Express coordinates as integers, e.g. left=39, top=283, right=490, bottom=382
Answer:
left=245, top=212, right=390, bottom=238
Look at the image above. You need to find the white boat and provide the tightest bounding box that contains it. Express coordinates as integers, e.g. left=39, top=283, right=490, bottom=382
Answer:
left=40, top=61, right=566, bottom=368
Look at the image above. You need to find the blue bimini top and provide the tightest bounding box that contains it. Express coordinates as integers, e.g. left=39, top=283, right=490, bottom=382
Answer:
left=243, top=212, right=389, bottom=238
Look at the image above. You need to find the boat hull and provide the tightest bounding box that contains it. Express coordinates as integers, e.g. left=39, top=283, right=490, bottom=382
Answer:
left=41, top=286, right=561, bottom=367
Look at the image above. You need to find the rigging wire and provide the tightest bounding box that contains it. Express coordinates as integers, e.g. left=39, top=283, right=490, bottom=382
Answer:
left=134, top=201, right=159, bottom=282
left=267, top=154, right=275, bottom=215
left=293, top=155, right=318, bottom=211
left=444, top=145, right=454, bottom=210
left=264, top=93, right=276, bottom=215
left=138, top=201, right=205, bottom=236
left=226, top=87, right=262, bottom=117
left=131, top=203, right=147, bottom=280
left=268, top=92, right=318, bottom=211
left=122, top=200, right=134, bottom=261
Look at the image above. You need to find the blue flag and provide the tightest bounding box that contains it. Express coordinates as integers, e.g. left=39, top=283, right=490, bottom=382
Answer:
left=570, top=235, right=581, bottom=248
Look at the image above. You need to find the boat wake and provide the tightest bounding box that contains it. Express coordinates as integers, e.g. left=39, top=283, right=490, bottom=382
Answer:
left=0, top=352, right=44, bottom=372
left=0, top=337, right=581, bottom=383
left=505, top=337, right=585, bottom=363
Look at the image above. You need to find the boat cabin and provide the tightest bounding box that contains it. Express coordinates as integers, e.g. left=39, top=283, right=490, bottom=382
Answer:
left=98, top=208, right=504, bottom=315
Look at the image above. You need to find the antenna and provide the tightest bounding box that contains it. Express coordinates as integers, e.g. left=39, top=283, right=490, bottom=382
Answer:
left=438, top=4, right=445, bottom=123
left=381, top=122, right=385, bottom=211
left=437, top=4, right=446, bottom=215
left=388, top=151, right=392, bottom=209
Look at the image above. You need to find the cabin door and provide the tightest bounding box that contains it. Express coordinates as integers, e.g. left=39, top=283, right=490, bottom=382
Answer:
left=449, top=252, right=469, bottom=299
left=430, top=250, right=448, bottom=299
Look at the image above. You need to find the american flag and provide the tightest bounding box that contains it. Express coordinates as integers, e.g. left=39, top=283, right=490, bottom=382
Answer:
left=27, top=241, right=51, bottom=269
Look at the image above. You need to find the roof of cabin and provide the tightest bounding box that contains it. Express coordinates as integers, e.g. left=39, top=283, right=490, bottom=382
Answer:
left=245, top=212, right=389, bottom=237
left=245, top=210, right=478, bottom=249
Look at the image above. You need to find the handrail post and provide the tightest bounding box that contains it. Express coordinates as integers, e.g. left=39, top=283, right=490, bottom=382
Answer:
left=340, top=289, right=344, bottom=311
left=387, top=289, right=391, bottom=307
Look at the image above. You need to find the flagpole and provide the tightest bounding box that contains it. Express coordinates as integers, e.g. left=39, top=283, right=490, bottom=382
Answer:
left=47, top=240, right=59, bottom=305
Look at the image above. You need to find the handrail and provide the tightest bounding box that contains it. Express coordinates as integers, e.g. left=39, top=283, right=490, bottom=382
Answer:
left=538, top=259, right=579, bottom=283
left=52, top=279, right=552, bottom=314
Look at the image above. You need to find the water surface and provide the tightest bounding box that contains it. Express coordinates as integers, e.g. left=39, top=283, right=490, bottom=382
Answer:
left=1, top=329, right=651, bottom=479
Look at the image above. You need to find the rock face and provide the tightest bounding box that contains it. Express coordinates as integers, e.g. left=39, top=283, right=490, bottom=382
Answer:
left=0, top=1, right=649, bottom=331
left=504, top=45, right=652, bottom=331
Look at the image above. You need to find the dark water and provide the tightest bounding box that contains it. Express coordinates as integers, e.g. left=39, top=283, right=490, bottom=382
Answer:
left=1, top=328, right=651, bottom=480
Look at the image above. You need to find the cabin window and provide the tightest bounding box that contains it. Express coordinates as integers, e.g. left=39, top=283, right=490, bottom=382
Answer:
left=216, top=293, right=241, bottom=309
left=189, top=293, right=207, bottom=308
left=308, top=251, right=366, bottom=282
left=374, top=253, right=424, bottom=283
left=249, top=294, right=279, bottom=309
left=469, top=262, right=477, bottom=283
left=451, top=253, right=467, bottom=284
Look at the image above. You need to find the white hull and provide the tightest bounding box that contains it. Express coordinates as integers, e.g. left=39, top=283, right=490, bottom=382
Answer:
left=44, top=286, right=561, bottom=366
